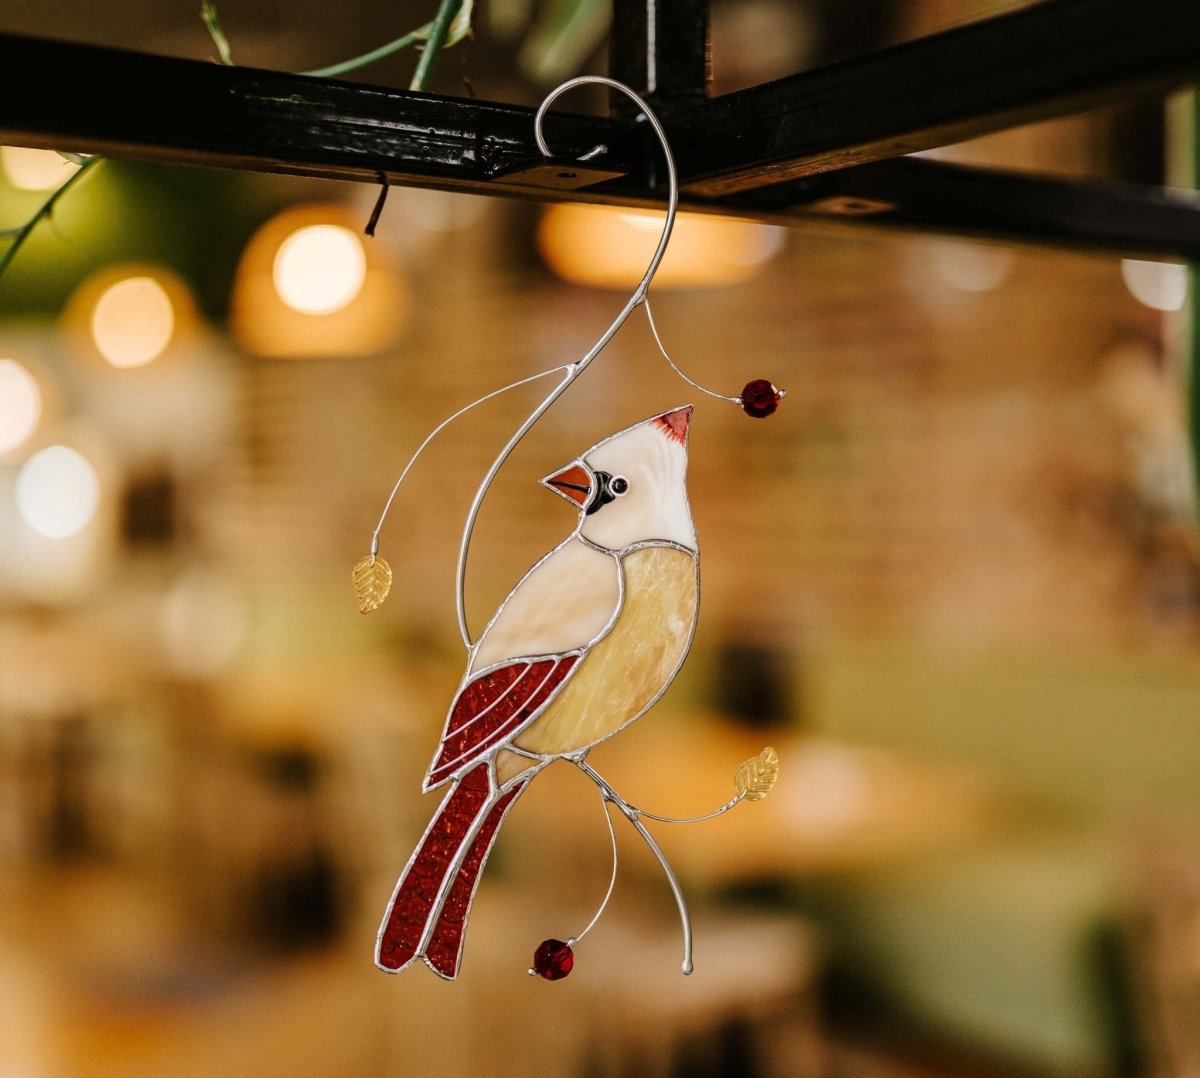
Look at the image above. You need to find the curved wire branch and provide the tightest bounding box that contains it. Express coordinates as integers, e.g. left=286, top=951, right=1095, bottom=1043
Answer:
left=370, top=363, right=571, bottom=560
left=574, top=758, right=694, bottom=974
left=567, top=791, right=620, bottom=948
left=626, top=810, right=694, bottom=974
left=637, top=792, right=744, bottom=825
left=0, top=156, right=103, bottom=280
left=643, top=298, right=741, bottom=405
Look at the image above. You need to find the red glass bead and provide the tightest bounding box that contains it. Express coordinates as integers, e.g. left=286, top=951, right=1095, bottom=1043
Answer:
left=531, top=938, right=574, bottom=980
left=740, top=379, right=782, bottom=418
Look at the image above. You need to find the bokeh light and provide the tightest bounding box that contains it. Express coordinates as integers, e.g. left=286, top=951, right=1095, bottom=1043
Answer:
left=90, top=276, right=175, bottom=368
left=1120, top=258, right=1188, bottom=312
left=1, top=146, right=80, bottom=191
left=273, top=224, right=367, bottom=314
left=15, top=445, right=101, bottom=539
left=231, top=204, right=407, bottom=358
left=929, top=240, right=1015, bottom=292
left=0, top=359, right=42, bottom=454
left=160, top=569, right=248, bottom=677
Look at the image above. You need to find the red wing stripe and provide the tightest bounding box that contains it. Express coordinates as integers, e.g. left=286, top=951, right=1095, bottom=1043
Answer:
left=441, top=662, right=528, bottom=741
left=446, top=662, right=541, bottom=741
left=428, top=661, right=554, bottom=785
left=427, top=655, right=578, bottom=786
left=431, top=712, right=527, bottom=784
left=439, top=660, right=558, bottom=764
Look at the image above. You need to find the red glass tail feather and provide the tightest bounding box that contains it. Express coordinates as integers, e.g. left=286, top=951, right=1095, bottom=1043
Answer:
left=376, top=763, right=527, bottom=978
left=423, top=779, right=524, bottom=977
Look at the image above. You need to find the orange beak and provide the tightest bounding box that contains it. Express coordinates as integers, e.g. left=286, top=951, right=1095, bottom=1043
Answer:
left=542, top=462, right=593, bottom=508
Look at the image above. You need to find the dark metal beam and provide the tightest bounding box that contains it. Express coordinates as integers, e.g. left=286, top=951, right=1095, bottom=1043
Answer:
left=755, top=157, right=1200, bottom=261
left=670, top=0, right=1200, bottom=196
left=2, top=29, right=1200, bottom=258
left=0, top=33, right=623, bottom=191
left=609, top=0, right=709, bottom=105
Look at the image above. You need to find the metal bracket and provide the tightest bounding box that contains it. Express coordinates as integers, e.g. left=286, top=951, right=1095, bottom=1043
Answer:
left=805, top=195, right=897, bottom=217
left=490, top=157, right=629, bottom=190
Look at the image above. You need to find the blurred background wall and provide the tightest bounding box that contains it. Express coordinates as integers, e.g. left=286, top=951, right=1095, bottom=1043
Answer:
left=1, top=1, right=1198, bottom=1075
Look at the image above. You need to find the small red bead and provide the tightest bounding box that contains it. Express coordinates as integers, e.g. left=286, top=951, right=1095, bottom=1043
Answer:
left=531, top=939, right=574, bottom=980
left=740, top=379, right=782, bottom=418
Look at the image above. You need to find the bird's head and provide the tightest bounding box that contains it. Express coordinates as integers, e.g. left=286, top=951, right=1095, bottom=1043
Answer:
left=541, top=406, right=696, bottom=553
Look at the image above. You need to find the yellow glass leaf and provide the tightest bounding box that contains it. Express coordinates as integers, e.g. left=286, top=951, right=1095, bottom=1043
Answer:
left=353, top=554, right=392, bottom=613
left=734, top=746, right=779, bottom=802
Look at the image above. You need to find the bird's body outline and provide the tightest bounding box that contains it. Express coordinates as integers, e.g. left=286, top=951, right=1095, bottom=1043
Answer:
left=376, top=406, right=698, bottom=979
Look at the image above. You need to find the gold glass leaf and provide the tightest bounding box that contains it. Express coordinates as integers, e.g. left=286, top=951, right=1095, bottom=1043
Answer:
left=734, top=746, right=779, bottom=802
left=353, top=555, right=393, bottom=613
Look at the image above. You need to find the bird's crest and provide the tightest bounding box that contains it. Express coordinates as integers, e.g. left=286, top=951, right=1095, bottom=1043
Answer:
left=654, top=406, right=692, bottom=444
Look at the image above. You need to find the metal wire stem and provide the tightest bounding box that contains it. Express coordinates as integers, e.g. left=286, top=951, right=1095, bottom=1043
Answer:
left=642, top=298, right=742, bottom=405
left=370, top=365, right=571, bottom=559
left=575, top=758, right=694, bottom=975
left=636, top=792, right=744, bottom=825
left=567, top=792, right=621, bottom=948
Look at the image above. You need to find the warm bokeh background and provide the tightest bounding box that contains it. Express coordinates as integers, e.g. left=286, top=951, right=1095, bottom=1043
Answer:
left=2, top=2, right=1198, bottom=1075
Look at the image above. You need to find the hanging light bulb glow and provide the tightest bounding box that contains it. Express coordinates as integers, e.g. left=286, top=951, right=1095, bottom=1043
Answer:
left=231, top=204, right=407, bottom=358
left=538, top=205, right=784, bottom=289
left=0, top=359, right=42, bottom=454
left=1, top=146, right=79, bottom=192
left=91, top=276, right=176, bottom=368
left=273, top=224, right=367, bottom=314
left=16, top=445, right=101, bottom=539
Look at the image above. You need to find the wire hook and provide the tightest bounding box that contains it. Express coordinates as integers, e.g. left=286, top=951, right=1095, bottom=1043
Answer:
left=364, top=77, right=778, bottom=641
left=452, top=77, right=680, bottom=648
left=533, top=75, right=679, bottom=308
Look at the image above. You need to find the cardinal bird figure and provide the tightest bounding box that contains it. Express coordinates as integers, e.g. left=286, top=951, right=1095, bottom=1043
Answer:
left=376, top=406, right=698, bottom=979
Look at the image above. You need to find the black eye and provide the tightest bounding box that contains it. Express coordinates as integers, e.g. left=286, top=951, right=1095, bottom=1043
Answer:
left=585, top=471, right=630, bottom=515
